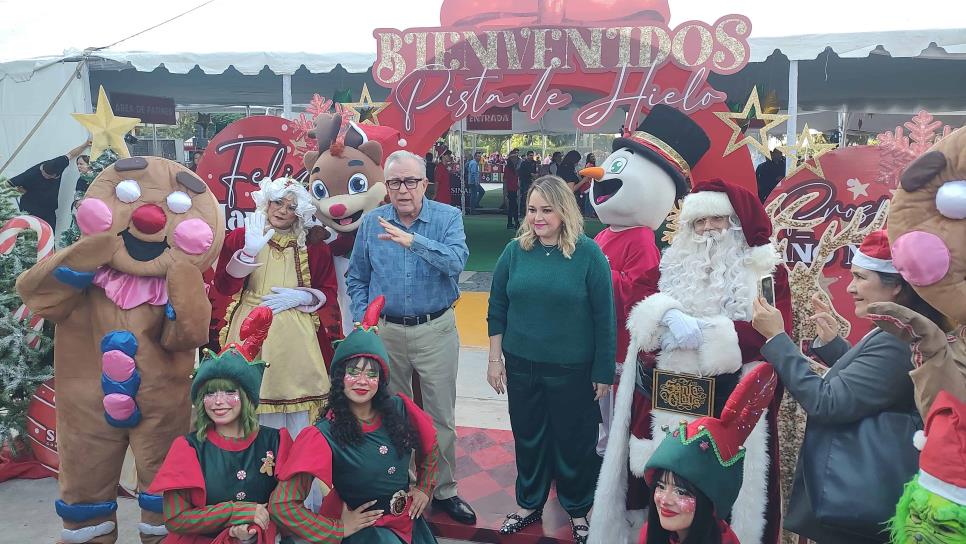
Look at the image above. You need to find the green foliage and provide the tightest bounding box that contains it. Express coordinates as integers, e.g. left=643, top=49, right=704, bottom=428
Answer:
left=211, top=113, right=245, bottom=134
left=153, top=112, right=197, bottom=140
left=0, top=182, right=55, bottom=451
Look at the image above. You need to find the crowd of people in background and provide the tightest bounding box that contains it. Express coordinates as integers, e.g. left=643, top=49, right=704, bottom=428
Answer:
left=423, top=144, right=600, bottom=229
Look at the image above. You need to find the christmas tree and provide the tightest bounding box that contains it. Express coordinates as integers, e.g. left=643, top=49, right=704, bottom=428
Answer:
left=0, top=181, right=54, bottom=452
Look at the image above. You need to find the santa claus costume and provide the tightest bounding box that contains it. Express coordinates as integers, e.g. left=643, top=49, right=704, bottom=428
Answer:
left=592, top=179, right=791, bottom=544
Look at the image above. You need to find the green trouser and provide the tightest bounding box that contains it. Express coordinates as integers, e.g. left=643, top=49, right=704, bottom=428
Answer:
left=505, top=351, right=602, bottom=518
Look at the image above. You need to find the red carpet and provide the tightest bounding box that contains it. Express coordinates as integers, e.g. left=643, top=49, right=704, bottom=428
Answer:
left=425, top=427, right=575, bottom=543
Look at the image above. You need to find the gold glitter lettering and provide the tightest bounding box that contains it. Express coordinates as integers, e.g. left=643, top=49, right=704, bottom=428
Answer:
left=672, top=24, right=713, bottom=68
left=606, top=27, right=634, bottom=69
left=713, top=17, right=749, bottom=73
left=404, top=32, right=429, bottom=70
left=503, top=30, right=523, bottom=70
left=532, top=29, right=551, bottom=70
left=638, top=26, right=670, bottom=68
left=464, top=30, right=500, bottom=70
left=433, top=32, right=463, bottom=71
left=375, top=32, right=406, bottom=85
left=565, top=28, right=603, bottom=69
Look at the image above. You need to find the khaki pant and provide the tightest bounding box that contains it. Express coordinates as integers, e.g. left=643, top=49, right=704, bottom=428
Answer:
left=379, top=308, right=459, bottom=500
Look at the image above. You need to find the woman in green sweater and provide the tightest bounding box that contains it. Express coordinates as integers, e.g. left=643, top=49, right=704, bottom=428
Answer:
left=487, top=175, right=616, bottom=543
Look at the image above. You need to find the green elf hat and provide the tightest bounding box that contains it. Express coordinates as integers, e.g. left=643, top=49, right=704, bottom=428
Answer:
left=331, top=295, right=390, bottom=383
left=644, top=364, right=777, bottom=519
left=190, top=306, right=273, bottom=407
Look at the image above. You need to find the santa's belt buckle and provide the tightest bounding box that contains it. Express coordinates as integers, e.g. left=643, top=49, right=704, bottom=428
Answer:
left=389, top=490, right=409, bottom=516
left=652, top=369, right=715, bottom=417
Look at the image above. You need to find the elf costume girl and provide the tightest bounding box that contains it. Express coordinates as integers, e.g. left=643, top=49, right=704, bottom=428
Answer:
left=269, top=296, right=441, bottom=543
left=147, top=307, right=291, bottom=543
left=639, top=364, right=778, bottom=544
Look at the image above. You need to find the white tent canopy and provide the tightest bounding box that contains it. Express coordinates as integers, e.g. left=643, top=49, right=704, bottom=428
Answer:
left=3, top=27, right=964, bottom=81
left=2, top=0, right=966, bottom=230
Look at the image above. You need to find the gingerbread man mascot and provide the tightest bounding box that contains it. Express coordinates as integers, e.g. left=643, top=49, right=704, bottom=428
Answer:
left=17, top=157, right=224, bottom=543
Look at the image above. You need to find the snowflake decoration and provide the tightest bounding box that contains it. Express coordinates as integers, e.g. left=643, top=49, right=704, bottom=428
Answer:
left=289, top=113, right=319, bottom=158
left=876, top=110, right=953, bottom=188
left=306, top=94, right=334, bottom=118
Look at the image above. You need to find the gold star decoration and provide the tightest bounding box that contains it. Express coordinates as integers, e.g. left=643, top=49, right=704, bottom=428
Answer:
left=341, top=83, right=389, bottom=125
left=71, top=86, right=140, bottom=159
left=778, top=124, right=837, bottom=179
left=714, top=88, right=788, bottom=157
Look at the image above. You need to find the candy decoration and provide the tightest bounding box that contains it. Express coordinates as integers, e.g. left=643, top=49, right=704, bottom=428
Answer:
left=1, top=215, right=54, bottom=348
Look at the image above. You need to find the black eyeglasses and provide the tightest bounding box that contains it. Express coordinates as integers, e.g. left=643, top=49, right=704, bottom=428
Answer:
left=386, top=177, right=423, bottom=190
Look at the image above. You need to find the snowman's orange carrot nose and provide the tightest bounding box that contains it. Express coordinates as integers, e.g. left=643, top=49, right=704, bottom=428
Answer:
left=579, top=166, right=604, bottom=180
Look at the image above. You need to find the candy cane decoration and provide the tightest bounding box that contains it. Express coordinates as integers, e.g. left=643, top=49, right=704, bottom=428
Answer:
left=1, top=215, right=55, bottom=348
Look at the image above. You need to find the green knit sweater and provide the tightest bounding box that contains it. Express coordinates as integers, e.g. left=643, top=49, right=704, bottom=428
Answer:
left=487, top=234, right=616, bottom=383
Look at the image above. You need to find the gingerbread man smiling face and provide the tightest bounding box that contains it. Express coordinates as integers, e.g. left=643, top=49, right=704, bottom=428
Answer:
left=74, top=156, right=224, bottom=277
left=889, top=126, right=966, bottom=324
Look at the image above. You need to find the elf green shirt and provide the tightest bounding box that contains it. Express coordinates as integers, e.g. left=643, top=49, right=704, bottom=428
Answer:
left=488, top=234, right=616, bottom=383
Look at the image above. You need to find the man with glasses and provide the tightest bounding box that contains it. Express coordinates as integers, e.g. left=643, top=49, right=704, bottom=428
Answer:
left=347, top=150, right=476, bottom=525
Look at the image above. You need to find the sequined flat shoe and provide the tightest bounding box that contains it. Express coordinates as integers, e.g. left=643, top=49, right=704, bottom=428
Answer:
left=499, top=509, right=543, bottom=534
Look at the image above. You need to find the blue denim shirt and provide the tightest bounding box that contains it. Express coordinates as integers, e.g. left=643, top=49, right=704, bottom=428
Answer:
left=467, top=159, right=480, bottom=185
left=347, top=198, right=468, bottom=321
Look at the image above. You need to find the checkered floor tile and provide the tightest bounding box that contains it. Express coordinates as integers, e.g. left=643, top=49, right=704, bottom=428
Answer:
left=426, top=427, right=575, bottom=543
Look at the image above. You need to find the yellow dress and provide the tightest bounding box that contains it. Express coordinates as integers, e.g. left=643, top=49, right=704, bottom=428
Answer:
left=221, top=232, right=330, bottom=422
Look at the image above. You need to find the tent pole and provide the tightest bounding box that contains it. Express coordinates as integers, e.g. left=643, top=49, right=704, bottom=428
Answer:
left=838, top=110, right=848, bottom=148
left=785, top=60, right=799, bottom=176
left=152, top=124, right=159, bottom=157
left=282, top=74, right=293, bottom=120
left=458, top=120, right=466, bottom=214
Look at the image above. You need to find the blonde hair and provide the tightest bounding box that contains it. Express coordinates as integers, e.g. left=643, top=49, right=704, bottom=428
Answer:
left=517, top=175, right=584, bottom=258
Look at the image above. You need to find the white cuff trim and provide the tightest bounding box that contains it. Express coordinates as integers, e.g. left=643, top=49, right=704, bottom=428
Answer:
left=920, top=469, right=966, bottom=506
left=293, top=287, right=326, bottom=312
left=227, top=249, right=262, bottom=278
left=138, top=522, right=168, bottom=536
left=61, top=521, right=115, bottom=543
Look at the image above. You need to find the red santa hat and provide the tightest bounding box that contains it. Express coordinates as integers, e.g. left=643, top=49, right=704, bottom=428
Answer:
left=678, top=179, right=780, bottom=275
left=344, top=122, right=408, bottom=158
left=915, top=390, right=966, bottom=505
left=851, top=230, right=898, bottom=274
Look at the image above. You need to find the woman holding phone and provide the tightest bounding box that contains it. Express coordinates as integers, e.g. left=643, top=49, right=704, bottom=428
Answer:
left=751, top=230, right=946, bottom=544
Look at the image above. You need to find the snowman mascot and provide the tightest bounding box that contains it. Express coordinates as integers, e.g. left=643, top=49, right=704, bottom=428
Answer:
left=582, top=105, right=711, bottom=537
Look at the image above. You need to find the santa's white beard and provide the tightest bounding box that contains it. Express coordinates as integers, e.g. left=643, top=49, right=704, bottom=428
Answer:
left=659, top=227, right=756, bottom=320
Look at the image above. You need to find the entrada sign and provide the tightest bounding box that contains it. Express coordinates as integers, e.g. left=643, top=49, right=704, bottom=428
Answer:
left=373, top=16, right=751, bottom=133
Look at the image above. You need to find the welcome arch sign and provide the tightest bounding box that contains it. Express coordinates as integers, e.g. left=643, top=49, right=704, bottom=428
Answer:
left=370, top=1, right=759, bottom=190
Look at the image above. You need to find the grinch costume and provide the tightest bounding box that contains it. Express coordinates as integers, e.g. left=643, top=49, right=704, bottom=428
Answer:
left=887, top=391, right=966, bottom=544
left=270, top=297, right=441, bottom=543
left=148, top=307, right=291, bottom=544
left=214, top=177, right=339, bottom=429
left=640, top=364, right=778, bottom=544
